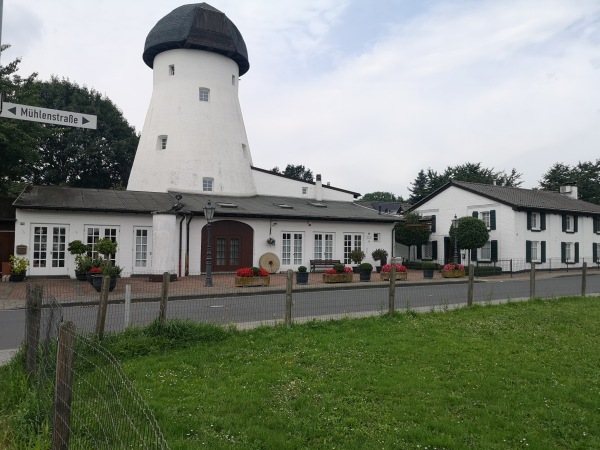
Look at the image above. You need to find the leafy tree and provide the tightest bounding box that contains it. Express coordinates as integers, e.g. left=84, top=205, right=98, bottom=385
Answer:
left=0, top=46, right=43, bottom=195
left=448, top=216, right=489, bottom=265
left=395, top=212, right=431, bottom=257
left=271, top=164, right=314, bottom=181
left=408, top=163, right=523, bottom=204
left=360, top=191, right=404, bottom=202
left=26, top=76, right=139, bottom=189
left=539, top=161, right=600, bottom=205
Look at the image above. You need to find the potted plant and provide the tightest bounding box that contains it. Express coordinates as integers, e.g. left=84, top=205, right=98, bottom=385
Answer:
left=9, top=255, right=29, bottom=282
left=323, top=264, right=353, bottom=283
left=266, top=237, right=276, bottom=245
left=380, top=263, right=408, bottom=281
left=349, top=249, right=365, bottom=273
left=296, top=265, right=309, bottom=285
left=441, top=263, right=466, bottom=278
left=371, top=249, right=388, bottom=272
left=68, top=239, right=91, bottom=281
left=235, top=267, right=270, bottom=287
left=422, top=261, right=437, bottom=279
left=90, top=238, right=120, bottom=292
left=358, top=262, right=373, bottom=281
left=91, top=264, right=122, bottom=292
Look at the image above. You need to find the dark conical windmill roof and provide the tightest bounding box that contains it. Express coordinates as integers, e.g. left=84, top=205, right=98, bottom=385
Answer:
left=143, top=3, right=249, bottom=75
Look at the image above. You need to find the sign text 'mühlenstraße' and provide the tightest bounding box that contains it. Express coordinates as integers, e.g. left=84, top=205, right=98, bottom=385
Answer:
left=21, top=106, right=80, bottom=124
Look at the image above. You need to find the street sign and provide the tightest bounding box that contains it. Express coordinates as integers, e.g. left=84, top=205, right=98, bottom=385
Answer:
left=0, top=101, right=97, bottom=129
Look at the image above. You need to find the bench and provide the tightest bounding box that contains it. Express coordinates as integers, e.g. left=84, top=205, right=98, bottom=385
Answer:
left=310, top=259, right=341, bottom=272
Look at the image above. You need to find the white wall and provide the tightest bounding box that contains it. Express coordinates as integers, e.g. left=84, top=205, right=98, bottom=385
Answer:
left=252, top=170, right=356, bottom=201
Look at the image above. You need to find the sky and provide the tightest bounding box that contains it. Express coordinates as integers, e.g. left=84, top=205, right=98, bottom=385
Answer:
left=3, top=0, right=600, bottom=199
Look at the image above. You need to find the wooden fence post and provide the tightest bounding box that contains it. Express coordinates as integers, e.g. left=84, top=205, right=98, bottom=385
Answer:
left=52, top=321, right=76, bottom=450
left=159, top=272, right=170, bottom=324
left=25, top=283, right=43, bottom=378
left=529, top=262, right=536, bottom=300
left=467, top=264, right=474, bottom=307
left=388, top=266, right=396, bottom=314
left=581, top=262, right=587, bottom=297
left=95, top=275, right=110, bottom=339
left=284, top=269, right=293, bottom=327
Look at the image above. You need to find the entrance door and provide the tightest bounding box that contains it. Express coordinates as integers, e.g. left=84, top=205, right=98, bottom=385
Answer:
left=281, top=232, right=304, bottom=269
left=201, top=220, right=253, bottom=272
left=133, top=227, right=152, bottom=273
left=30, top=225, right=69, bottom=276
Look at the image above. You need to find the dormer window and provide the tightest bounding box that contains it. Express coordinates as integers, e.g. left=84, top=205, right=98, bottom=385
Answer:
left=199, top=88, right=210, bottom=102
left=157, top=135, right=167, bottom=150
left=203, top=177, right=213, bottom=192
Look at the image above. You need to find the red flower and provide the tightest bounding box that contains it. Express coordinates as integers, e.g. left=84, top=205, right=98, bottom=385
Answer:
left=443, top=263, right=464, bottom=271
left=325, top=269, right=337, bottom=274
left=236, top=267, right=269, bottom=277
left=381, top=264, right=407, bottom=273
left=89, top=267, right=102, bottom=274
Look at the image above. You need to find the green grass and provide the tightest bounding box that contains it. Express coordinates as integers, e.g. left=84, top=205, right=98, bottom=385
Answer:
left=2, top=297, right=600, bottom=448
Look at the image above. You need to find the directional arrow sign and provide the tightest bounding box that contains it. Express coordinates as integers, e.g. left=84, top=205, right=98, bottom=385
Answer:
left=0, top=102, right=97, bottom=129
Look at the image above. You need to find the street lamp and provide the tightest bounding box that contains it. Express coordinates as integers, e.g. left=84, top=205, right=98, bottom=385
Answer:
left=203, top=199, right=215, bottom=287
left=452, top=214, right=459, bottom=264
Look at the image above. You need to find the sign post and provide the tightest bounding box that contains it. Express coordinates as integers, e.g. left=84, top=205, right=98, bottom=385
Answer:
left=0, top=101, right=97, bottom=129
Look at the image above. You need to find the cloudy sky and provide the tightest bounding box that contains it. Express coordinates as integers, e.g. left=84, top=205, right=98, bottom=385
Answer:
left=3, top=0, right=600, bottom=199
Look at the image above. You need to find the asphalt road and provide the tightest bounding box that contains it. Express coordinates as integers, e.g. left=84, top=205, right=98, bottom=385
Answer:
left=2, top=274, right=599, bottom=352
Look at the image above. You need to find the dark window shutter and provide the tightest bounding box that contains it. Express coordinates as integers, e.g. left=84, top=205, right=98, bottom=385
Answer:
left=593, top=243, right=598, bottom=263
left=431, top=215, right=436, bottom=233
left=561, top=242, right=566, bottom=263
left=491, top=240, right=498, bottom=262
left=541, top=213, right=546, bottom=231
left=490, top=210, right=496, bottom=230
left=575, top=242, right=579, bottom=263
left=432, top=241, right=438, bottom=259
left=471, top=248, right=478, bottom=261
left=527, top=212, right=532, bottom=230
left=526, top=240, right=532, bottom=263
left=472, top=211, right=478, bottom=218
left=541, top=241, right=546, bottom=263
left=562, top=215, right=567, bottom=232
left=574, top=216, right=578, bottom=233
left=417, top=245, right=422, bottom=259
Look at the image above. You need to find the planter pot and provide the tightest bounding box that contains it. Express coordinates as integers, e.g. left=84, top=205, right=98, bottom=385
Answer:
left=441, top=270, right=465, bottom=278
left=91, top=275, right=117, bottom=292
left=235, top=276, right=270, bottom=287
left=352, top=266, right=360, bottom=274
left=376, top=266, right=382, bottom=273
left=359, top=270, right=372, bottom=282
left=380, top=272, right=408, bottom=281
left=423, top=269, right=434, bottom=279
left=296, top=272, right=309, bottom=285
left=380, top=256, right=388, bottom=266
left=323, top=273, right=353, bottom=283
left=75, top=271, right=87, bottom=281
left=9, top=273, right=26, bottom=282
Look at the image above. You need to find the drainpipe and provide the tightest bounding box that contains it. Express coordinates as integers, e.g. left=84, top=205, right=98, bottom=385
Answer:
left=178, top=214, right=185, bottom=277
left=186, top=212, right=194, bottom=276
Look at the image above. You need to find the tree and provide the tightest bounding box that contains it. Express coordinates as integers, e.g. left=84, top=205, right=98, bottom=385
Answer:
left=271, top=164, right=314, bottom=181
left=395, top=212, right=431, bottom=258
left=539, top=161, right=600, bottom=205
left=26, top=76, right=139, bottom=189
left=448, top=216, right=489, bottom=265
left=360, top=191, right=404, bottom=202
left=408, top=163, right=523, bottom=204
left=0, top=46, right=44, bottom=195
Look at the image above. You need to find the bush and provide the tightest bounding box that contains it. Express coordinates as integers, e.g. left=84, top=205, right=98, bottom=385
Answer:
left=474, top=266, right=503, bottom=276
left=422, top=262, right=437, bottom=270
left=349, top=249, right=365, bottom=264
left=371, top=249, right=388, bottom=261
left=297, top=266, right=307, bottom=273
left=359, top=263, right=373, bottom=272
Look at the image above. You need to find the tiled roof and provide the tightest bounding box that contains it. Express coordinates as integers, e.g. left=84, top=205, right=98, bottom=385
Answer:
left=410, top=180, right=600, bottom=215
left=14, top=186, right=398, bottom=224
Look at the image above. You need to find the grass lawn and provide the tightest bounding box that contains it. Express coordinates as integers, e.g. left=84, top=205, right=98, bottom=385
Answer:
left=3, top=296, right=600, bottom=448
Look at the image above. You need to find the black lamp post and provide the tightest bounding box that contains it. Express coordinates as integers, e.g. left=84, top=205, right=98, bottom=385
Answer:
left=203, top=199, right=215, bottom=287
left=452, top=214, right=459, bottom=264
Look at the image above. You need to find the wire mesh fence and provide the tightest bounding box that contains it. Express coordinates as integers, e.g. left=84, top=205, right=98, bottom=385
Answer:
left=23, top=289, right=170, bottom=449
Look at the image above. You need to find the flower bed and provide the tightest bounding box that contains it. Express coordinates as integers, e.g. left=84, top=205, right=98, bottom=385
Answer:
left=235, top=267, right=270, bottom=287
left=323, top=265, right=353, bottom=283
left=441, top=263, right=465, bottom=278
left=380, top=272, right=407, bottom=281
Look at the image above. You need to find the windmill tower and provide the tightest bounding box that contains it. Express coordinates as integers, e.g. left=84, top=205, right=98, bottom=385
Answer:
left=127, top=3, right=257, bottom=196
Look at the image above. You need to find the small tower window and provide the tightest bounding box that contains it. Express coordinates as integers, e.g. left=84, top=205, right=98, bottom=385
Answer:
left=203, top=177, right=214, bottom=192
left=157, top=135, right=168, bottom=150
left=232, top=75, right=236, bottom=85
left=169, top=65, right=175, bottom=76
left=199, top=88, right=210, bottom=102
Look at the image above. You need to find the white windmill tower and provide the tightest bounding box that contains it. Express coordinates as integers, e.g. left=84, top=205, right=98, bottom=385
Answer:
left=127, top=3, right=257, bottom=196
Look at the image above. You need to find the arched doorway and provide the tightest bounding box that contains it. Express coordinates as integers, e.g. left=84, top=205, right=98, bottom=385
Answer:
left=201, top=220, right=253, bottom=272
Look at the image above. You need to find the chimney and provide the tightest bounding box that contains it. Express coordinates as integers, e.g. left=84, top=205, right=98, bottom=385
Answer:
left=559, top=184, right=578, bottom=199
left=315, top=174, right=323, bottom=201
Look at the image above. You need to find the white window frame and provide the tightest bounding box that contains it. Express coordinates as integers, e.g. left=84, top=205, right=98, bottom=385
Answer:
left=157, top=135, right=167, bottom=151
left=343, top=233, right=363, bottom=264
left=31, top=225, right=69, bottom=275
left=481, top=211, right=491, bottom=229
left=314, top=233, right=334, bottom=260
left=422, top=241, right=432, bottom=260
left=565, top=242, right=573, bottom=262
left=203, top=177, right=213, bottom=192
left=133, top=227, right=152, bottom=272
left=302, top=187, right=308, bottom=195
left=566, top=215, right=574, bottom=232
left=199, top=88, right=210, bottom=102
left=282, top=232, right=304, bottom=267
left=480, top=241, right=492, bottom=261
left=530, top=241, right=540, bottom=262
left=531, top=212, right=540, bottom=230
left=85, top=226, right=119, bottom=264
left=373, top=233, right=380, bottom=242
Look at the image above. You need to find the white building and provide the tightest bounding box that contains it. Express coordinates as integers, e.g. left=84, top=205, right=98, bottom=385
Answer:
left=12, top=3, right=398, bottom=278
left=408, top=180, right=600, bottom=269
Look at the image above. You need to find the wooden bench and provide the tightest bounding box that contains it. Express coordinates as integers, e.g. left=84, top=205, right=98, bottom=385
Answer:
left=310, top=259, right=341, bottom=272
